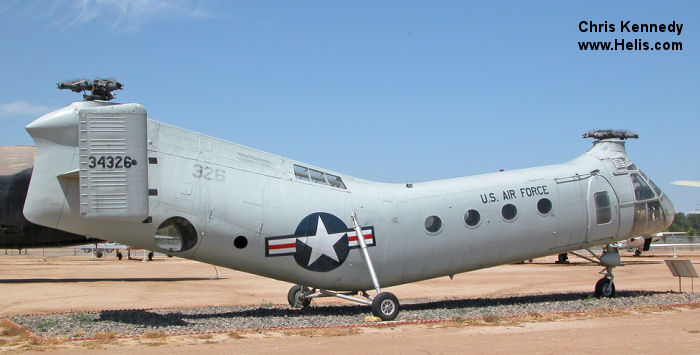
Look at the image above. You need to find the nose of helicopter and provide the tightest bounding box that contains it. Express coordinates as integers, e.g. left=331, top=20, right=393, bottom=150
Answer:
left=660, top=194, right=675, bottom=228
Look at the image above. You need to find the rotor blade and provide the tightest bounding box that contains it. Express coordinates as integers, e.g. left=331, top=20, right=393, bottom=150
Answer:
left=671, top=180, right=700, bottom=188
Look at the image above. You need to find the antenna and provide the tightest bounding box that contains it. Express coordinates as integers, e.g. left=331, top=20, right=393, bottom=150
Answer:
left=582, top=129, right=639, bottom=140
left=57, top=79, right=123, bottom=101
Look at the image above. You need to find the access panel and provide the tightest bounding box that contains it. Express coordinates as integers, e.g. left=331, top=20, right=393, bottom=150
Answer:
left=78, top=104, right=148, bottom=220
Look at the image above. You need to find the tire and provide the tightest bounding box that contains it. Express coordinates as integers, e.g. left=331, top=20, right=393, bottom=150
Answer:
left=147, top=251, right=154, bottom=261
left=116, top=252, right=123, bottom=260
left=371, top=292, right=400, bottom=321
left=287, top=285, right=311, bottom=308
left=95, top=251, right=103, bottom=258
left=634, top=249, right=642, bottom=257
left=594, top=277, right=615, bottom=298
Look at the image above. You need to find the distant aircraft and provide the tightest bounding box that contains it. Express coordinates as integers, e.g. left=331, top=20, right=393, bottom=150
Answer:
left=0, top=147, right=155, bottom=258
left=614, top=231, right=687, bottom=256
left=1, top=165, right=102, bottom=250
left=71, top=242, right=154, bottom=260
left=73, top=242, right=130, bottom=259
left=21, top=81, right=675, bottom=320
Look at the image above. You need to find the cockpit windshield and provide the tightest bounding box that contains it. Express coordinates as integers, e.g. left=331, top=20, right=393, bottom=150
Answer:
left=630, top=173, right=655, bottom=201
left=639, top=170, right=663, bottom=196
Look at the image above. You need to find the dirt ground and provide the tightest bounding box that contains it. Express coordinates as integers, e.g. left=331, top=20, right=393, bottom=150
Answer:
left=1, top=248, right=699, bottom=353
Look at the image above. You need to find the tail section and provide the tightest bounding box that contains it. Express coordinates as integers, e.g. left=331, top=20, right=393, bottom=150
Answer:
left=24, top=102, right=149, bottom=237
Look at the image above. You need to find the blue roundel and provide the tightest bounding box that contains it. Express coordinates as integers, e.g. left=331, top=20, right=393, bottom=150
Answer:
left=293, top=213, right=350, bottom=272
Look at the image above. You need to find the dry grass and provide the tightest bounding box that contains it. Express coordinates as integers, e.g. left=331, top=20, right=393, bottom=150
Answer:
left=0, top=319, right=36, bottom=346
left=197, top=333, right=214, bottom=340
left=483, top=313, right=501, bottom=324
left=91, top=331, right=117, bottom=341
left=282, top=327, right=360, bottom=337
left=0, top=320, right=30, bottom=338
left=0, top=319, right=69, bottom=351
left=445, top=303, right=697, bottom=330
left=143, top=331, right=167, bottom=339
left=228, top=331, right=245, bottom=339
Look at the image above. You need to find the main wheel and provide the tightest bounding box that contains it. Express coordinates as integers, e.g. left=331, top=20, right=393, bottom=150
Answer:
left=116, top=251, right=123, bottom=260
left=287, top=284, right=311, bottom=308
left=594, top=277, right=615, bottom=298
left=371, top=292, right=400, bottom=321
left=147, top=251, right=154, bottom=261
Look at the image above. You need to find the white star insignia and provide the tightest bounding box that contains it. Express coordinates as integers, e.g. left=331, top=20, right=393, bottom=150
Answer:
left=299, top=216, right=346, bottom=266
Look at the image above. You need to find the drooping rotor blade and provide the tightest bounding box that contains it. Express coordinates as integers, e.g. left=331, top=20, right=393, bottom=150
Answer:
left=671, top=180, right=700, bottom=188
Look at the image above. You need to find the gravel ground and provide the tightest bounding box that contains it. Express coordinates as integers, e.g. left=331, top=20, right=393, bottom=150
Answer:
left=8, top=291, right=700, bottom=338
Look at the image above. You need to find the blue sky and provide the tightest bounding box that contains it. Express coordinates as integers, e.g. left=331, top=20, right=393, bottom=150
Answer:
left=1, top=1, right=698, bottom=212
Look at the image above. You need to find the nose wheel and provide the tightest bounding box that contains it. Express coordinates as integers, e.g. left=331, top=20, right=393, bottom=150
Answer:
left=595, top=277, right=615, bottom=298
left=570, top=246, right=619, bottom=298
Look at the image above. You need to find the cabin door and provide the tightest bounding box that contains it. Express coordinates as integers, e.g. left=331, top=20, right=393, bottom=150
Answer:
left=586, top=175, right=620, bottom=245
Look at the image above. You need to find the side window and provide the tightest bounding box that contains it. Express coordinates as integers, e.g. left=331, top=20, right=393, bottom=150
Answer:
left=309, top=169, right=327, bottom=185
left=293, top=164, right=346, bottom=189
left=630, top=173, right=655, bottom=201
left=594, top=191, right=612, bottom=224
left=326, top=173, right=346, bottom=189
left=501, top=204, right=517, bottom=221
left=464, top=209, right=481, bottom=227
left=424, top=216, right=442, bottom=233
left=294, top=164, right=310, bottom=181
left=537, top=198, right=552, bottom=215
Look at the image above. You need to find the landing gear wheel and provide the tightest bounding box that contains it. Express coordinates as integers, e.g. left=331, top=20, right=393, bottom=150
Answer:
left=287, top=284, right=311, bottom=308
left=147, top=251, right=154, bottom=261
left=371, top=292, right=400, bottom=321
left=95, top=250, right=103, bottom=258
left=595, top=277, right=615, bottom=298
left=634, top=249, right=642, bottom=257
left=116, top=251, right=123, bottom=260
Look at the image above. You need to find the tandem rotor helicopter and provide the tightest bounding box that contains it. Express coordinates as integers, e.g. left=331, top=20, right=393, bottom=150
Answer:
left=21, top=79, right=674, bottom=320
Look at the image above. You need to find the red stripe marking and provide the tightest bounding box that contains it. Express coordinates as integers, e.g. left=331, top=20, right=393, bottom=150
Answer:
left=269, top=242, right=296, bottom=250
left=348, top=234, right=373, bottom=242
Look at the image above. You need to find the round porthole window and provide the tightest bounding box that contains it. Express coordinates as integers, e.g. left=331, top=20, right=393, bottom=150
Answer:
left=464, top=209, right=481, bottom=227
left=234, top=236, right=248, bottom=249
left=501, top=204, right=517, bottom=221
left=537, top=198, right=552, bottom=215
left=424, top=215, right=442, bottom=233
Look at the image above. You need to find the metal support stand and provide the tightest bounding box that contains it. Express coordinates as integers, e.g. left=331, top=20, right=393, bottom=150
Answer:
left=351, top=210, right=382, bottom=294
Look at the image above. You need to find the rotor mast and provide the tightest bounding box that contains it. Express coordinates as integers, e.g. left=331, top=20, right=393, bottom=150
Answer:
left=57, top=79, right=123, bottom=101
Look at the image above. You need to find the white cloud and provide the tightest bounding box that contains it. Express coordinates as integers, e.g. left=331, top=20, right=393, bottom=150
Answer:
left=0, top=101, right=52, bottom=118
left=12, top=0, right=211, bottom=33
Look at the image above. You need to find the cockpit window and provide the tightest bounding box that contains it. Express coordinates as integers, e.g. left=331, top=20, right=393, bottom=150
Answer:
left=630, top=173, right=655, bottom=201
left=648, top=179, right=662, bottom=196
left=639, top=170, right=663, bottom=196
